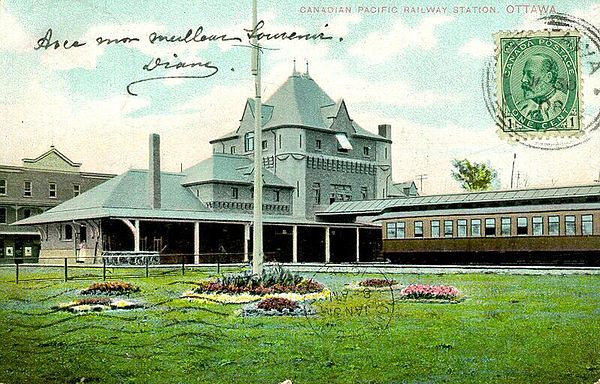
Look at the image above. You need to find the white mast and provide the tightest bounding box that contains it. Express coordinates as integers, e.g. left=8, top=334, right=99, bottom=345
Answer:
left=251, top=0, right=264, bottom=276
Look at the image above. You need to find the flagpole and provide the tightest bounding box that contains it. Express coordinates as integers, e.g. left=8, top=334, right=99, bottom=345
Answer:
left=251, top=0, right=264, bottom=276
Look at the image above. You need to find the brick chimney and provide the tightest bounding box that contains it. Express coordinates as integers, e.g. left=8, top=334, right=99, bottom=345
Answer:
left=378, top=124, right=391, bottom=139
left=149, top=133, right=161, bottom=209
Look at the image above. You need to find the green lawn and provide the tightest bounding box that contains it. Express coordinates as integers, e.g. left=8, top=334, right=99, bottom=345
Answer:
left=1, top=267, right=599, bottom=384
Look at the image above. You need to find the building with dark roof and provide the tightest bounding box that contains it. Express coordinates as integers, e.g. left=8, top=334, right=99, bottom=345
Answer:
left=1, top=147, right=114, bottom=263
left=16, top=69, right=409, bottom=264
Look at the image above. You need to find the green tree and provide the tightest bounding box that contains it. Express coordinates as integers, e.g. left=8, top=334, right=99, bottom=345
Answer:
left=451, top=159, right=498, bottom=191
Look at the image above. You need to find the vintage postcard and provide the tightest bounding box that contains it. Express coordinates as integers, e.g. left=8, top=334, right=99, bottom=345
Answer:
left=1, top=0, right=600, bottom=383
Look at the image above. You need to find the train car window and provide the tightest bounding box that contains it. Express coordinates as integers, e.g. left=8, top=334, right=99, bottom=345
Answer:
left=582, top=215, right=593, bottom=235
left=457, top=219, right=467, bottom=237
left=485, top=218, right=496, bottom=236
left=548, top=216, right=560, bottom=236
left=386, top=222, right=396, bottom=239
left=471, top=219, right=482, bottom=237
left=414, top=221, right=423, bottom=238
left=565, top=215, right=576, bottom=236
left=397, top=222, right=406, bottom=238
left=533, top=217, right=543, bottom=236
left=431, top=220, right=440, bottom=237
left=517, top=217, right=528, bottom=235
left=501, top=218, right=511, bottom=236
left=444, top=220, right=453, bottom=238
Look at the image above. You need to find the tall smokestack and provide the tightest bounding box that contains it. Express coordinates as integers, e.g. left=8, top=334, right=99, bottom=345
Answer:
left=149, top=133, right=161, bottom=209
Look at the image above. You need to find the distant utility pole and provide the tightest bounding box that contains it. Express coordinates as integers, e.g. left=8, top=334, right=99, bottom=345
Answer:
left=516, top=171, right=522, bottom=189
left=415, top=174, right=428, bottom=193
left=510, top=153, right=516, bottom=189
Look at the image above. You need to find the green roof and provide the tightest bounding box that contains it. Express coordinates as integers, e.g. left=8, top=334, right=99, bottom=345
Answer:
left=317, top=184, right=600, bottom=217
left=15, top=169, right=209, bottom=225
left=182, top=153, right=292, bottom=188
left=214, top=73, right=385, bottom=141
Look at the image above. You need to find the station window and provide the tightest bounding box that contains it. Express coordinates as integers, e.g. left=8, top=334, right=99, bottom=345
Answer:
left=548, top=216, right=560, bottom=235
left=244, top=132, right=254, bottom=152
left=23, top=181, right=32, bottom=197
left=517, top=217, right=528, bottom=236
left=73, top=185, right=81, bottom=197
left=63, top=224, right=73, bottom=241
left=231, top=187, right=239, bottom=199
left=430, top=220, right=440, bottom=237
left=457, top=219, right=467, bottom=237
left=262, top=140, right=268, bottom=150
left=360, top=187, right=368, bottom=200
left=565, top=215, right=576, bottom=236
left=363, top=146, right=370, bottom=157
left=582, top=214, right=593, bottom=235
left=485, top=218, right=496, bottom=237
left=49, top=182, right=57, bottom=198
left=274, top=190, right=280, bottom=202
left=0, top=179, right=6, bottom=195
left=414, top=221, right=423, bottom=238
left=230, top=146, right=236, bottom=154
left=313, top=183, right=321, bottom=205
left=0, top=207, right=6, bottom=224
left=471, top=219, right=482, bottom=237
left=501, top=217, right=511, bottom=236
left=315, top=139, right=322, bottom=150
left=444, top=220, right=453, bottom=238
left=532, top=216, right=543, bottom=236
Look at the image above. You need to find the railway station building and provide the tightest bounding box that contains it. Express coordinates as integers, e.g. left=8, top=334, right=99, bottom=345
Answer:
left=16, top=68, right=411, bottom=264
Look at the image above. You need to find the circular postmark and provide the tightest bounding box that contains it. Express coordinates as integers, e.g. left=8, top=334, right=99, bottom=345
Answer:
left=302, top=265, right=397, bottom=341
left=483, top=13, right=600, bottom=149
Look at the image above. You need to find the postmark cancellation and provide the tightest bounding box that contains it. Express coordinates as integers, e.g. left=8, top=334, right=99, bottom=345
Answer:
left=495, top=30, right=583, bottom=137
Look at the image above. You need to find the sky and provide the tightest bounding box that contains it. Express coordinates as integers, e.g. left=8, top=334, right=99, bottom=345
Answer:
left=1, top=0, right=599, bottom=194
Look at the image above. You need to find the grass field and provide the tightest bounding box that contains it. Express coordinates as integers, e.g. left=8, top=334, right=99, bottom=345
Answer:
left=1, top=266, right=599, bottom=384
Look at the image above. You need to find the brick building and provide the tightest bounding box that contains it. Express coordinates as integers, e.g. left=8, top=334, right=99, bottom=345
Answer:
left=0, top=147, right=114, bottom=263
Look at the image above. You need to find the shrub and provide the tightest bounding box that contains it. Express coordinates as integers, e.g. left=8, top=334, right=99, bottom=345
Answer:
left=81, top=281, right=140, bottom=295
left=256, top=297, right=299, bottom=312
left=400, top=284, right=460, bottom=300
left=359, top=278, right=398, bottom=288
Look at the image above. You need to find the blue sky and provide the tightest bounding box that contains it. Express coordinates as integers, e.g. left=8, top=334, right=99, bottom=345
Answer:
left=1, top=0, right=599, bottom=193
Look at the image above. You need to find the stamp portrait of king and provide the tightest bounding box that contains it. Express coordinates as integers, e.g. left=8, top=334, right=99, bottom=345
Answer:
left=496, top=30, right=582, bottom=133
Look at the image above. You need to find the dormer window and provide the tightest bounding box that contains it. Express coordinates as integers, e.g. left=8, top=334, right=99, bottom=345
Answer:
left=335, top=133, right=352, bottom=152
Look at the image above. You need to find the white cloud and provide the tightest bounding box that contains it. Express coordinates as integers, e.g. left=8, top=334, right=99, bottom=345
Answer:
left=459, top=38, right=494, bottom=59
left=0, top=6, right=32, bottom=52
left=348, top=15, right=453, bottom=64
left=326, top=13, right=362, bottom=37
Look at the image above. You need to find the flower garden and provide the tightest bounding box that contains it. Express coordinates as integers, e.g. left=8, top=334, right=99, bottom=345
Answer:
left=2, top=268, right=599, bottom=384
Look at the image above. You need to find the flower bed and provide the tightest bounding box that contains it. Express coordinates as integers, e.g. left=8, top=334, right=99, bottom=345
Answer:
left=241, top=297, right=316, bottom=317
left=399, top=284, right=461, bottom=302
left=345, top=278, right=403, bottom=291
left=56, top=298, right=143, bottom=313
left=81, top=281, right=140, bottom=296
left=184, top=267, right=330, bottom=304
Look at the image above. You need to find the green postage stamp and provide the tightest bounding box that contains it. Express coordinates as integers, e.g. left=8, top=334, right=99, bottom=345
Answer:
left=496, top=30, right=583, bottom=135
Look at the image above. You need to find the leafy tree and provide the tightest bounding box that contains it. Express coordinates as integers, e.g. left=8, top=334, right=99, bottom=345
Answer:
left=451, top=159, right=498, bottom=191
